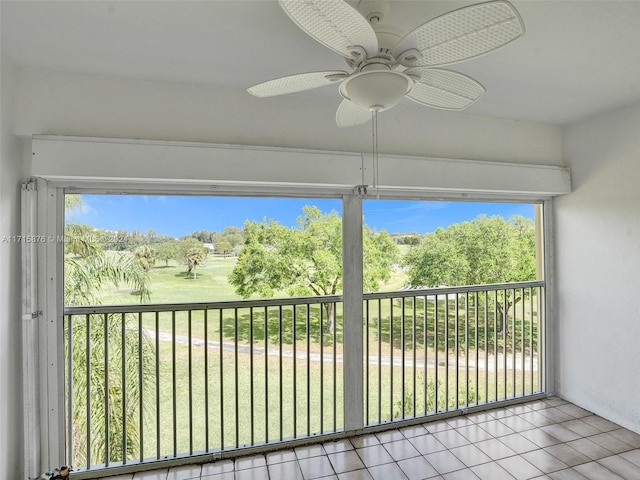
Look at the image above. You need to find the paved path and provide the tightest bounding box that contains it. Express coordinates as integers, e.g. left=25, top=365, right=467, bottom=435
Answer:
left=145, top=330, right=538, bottom=371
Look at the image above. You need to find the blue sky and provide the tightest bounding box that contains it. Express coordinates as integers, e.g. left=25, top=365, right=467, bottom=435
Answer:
left=67, top=194, right=535, bottom=237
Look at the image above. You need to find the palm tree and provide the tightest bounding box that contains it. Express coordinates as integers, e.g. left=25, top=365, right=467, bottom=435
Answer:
left=133, top=244, right=156, bottom=272
left=65, top=224, right=151, bottom=306
left=64, top=196, right=154, bottom=467
left=186, top=247, right=204, bottom=279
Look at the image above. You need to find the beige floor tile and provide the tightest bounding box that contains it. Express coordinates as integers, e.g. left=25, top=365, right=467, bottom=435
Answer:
left=408, top=433, right=447, bottom=455
left=620, top=448, right=640, bottom=466
left=522, top=449, right=568, bottom=474
left=200, top=472, right=235, bottom=480
left=382, top=438, right=421, bottom=461
left=525, top=428, right=564, bottom=448
left=560, top=419, right=601, bottom=437
left=499, top=415, right=537, bottom=433
left=499, top=433, right=540, bottom=454
left=132, top=471, right=168, bottom=480
left=450, top=443, right=493, bottom=467
left=498, top=455, right=544, bottom=480
left=166, top=465, right=201, bottom=480
left=367, top=462, right=409, bottom=480
left=608, top=428, right=640, bottom=448
left=424, top=450, right=467, bottom=475
left=327, top=450, right=365, bottom=474
left=298, top=455, right=335, bottom=479
left=296, top=444, right=327, bottom=459
left=572, top=461, right=625, bottom=480
left=456, top=424, right=494, bottom=443
left=349, top=434, right=380, bottom=449
left=399, top=424, right=428, bottom=438
left=201, top=460, right=234, bottom=476
left=235, top=454, right=267, bottom=470
left=323, top=439, right=355, bottom=454
left=442, top=468, right=481, bottom=480
left=266, top=448, right=297, bottom=464
left=471, top=461, right=516, bottom=480
left=396, top=456, right=440, bottom=480
left=477, top=419, right=517, bottom=438
left=597, top=454, right=640, bottom=480
left=433, top=429, right=471, bottom=449
left=539, top=424, right=581, bottom=443
left=548, top=469, right=589, bottom=480
left=565, top=438, right=612, bottom=461
left=475, top=438, right=518, bottom=460
left=268, top=460, right=304, bottom=480
left=235, top=466, right=269, bottom=480
left=355, top=444, right=394, bottom=467
left=555, top=404, right=592, bottom=419
left=588, top=432, right=635, bottom=454
left=543, top=443, right=590, bottom=467
left=375, top=429, right=405, bottom=443
left=579, top=416, right=620, bottom=433
left=337, top=469, right=373, bottom=480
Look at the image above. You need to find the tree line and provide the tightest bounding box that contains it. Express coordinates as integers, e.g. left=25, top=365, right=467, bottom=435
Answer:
left=67, top=203, right=537, bottom=307
left=88, top=225, right=245, bottom=255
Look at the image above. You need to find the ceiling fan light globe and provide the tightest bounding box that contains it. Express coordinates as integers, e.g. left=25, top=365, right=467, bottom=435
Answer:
left=340, top=70, right=412, bottom=112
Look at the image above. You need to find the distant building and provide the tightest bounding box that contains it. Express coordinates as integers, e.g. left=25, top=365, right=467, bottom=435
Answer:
left=203, top=243, right=214, bottom=254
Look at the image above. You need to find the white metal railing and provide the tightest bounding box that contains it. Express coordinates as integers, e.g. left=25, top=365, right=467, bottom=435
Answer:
left=363, top=281, right=544, bottom=425
left=63, top=281, right=544, bottom=474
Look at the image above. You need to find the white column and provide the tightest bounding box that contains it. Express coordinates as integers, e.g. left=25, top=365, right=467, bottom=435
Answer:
left=21, top=179, right=41, bottom=478
left=342, top=192, right=364, bottom=431
left=36, top=178, right=66, bottom=467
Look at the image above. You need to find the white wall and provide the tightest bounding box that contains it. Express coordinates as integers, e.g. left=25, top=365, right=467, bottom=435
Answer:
left=0, top=49, right=28, bottom=478
left=14, top=69, right=563, bottom=166
left=555, top=100, right=640, bottom=432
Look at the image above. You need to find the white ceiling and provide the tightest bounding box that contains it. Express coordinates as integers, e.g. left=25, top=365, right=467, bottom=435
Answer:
left=3, top=0, right=640, bottom=126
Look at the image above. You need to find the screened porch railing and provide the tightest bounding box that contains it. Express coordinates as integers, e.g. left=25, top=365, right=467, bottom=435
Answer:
left=63, top=281, right=544, bottom=473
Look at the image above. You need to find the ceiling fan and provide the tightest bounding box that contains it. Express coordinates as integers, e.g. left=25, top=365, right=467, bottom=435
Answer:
left=248, top=0, right=525, bottom=127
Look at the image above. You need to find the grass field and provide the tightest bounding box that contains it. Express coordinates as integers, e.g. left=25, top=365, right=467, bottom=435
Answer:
left=98, top=254, right=409, bottom=305
left=98, top=256, right=244, bottom=305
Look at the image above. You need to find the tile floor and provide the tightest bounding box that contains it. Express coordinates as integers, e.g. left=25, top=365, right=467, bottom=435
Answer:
left=103, top=397, right=640, bottom=480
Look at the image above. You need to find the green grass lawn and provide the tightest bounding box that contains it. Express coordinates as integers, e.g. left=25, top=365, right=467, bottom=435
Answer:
left=98, top=256, right=243, bottom=305
left=98, top=253, right=412, bottom=305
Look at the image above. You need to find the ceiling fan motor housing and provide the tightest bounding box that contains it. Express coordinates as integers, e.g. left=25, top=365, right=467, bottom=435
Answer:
left=340, top=65, right=413, bottom=112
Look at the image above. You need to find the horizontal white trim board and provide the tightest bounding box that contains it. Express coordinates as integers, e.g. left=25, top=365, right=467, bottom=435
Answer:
left=32, top=135, right=570, bottom=199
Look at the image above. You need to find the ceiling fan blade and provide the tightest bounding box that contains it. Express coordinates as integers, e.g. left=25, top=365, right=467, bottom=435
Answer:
left=405, top=68, right=485, bottom=110
left=336, top=99, right=371, bottom=127
left=393, top=0, right=524, bottom=67
left=247, top=71, right=348, bottom=97
left=278, top=0, right=378, bottom=59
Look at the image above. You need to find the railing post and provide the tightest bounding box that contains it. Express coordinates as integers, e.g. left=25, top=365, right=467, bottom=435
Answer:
left=342, top=193, right=364, bottom=431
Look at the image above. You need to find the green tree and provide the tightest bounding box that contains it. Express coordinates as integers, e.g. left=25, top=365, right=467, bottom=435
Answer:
left=189, top=229, right=212, bottom=243
left=64, top=195, right=153, bottom=467
left=215, top=239, right=233, bottom=256
left=154, top=241, right=178, bottom=267
left=229, top=205, right=398, bottom=331
left=221, top=226, right=244, bottom=249
left=403, top=215, right=536, bottom=331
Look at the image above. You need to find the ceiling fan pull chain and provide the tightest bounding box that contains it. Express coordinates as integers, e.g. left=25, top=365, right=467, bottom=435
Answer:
left=371, top=109, right=380, bottom=200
